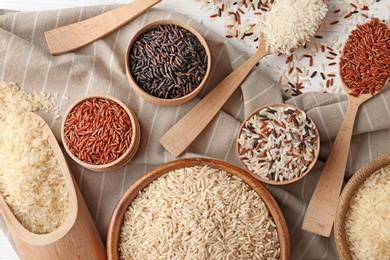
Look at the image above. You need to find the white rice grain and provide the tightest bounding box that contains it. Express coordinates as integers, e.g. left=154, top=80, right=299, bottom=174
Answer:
left=0, top=81, right=70, bottom=234
left=345, top=166, right=390, bottom=259
left=258, top=0, right=328, bottom=54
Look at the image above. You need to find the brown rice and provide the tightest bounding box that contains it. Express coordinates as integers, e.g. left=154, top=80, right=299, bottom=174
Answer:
left=119, top=165, right=280, bottom=259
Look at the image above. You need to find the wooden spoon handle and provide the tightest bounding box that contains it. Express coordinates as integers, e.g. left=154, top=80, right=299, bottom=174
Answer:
left=44, top=0, right=161, bottom=55
left=159, top=49, right=268, bottom=157
left=302, top=99, right=362, bottom=237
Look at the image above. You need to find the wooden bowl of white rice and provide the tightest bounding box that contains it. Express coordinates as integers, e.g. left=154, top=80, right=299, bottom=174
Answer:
left=334, top=154, right=390, bottom=260
left=106, top=158, right=290, bottom=259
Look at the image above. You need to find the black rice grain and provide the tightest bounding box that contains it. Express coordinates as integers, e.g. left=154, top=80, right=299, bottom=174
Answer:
left=129, top=24, right=208, bottom=99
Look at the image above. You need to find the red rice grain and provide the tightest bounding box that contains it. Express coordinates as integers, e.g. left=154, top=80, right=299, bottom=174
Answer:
left=64, top=98, right=133, bottom=165
left=340, top=18, right=390, bottom=97
left=344, top=12, right=353, bottom=19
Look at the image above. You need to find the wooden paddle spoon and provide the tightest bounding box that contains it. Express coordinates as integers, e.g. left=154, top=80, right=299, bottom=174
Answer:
left=159, top=33, right=272, bottom=157
left=44, top=0, right=161, bottom=55
left=160, top=0, right=328, bottom=157
left=302, top=18, right=390, bottom=237
left=301, top=83, right=386, bottom=237
left=0, top=113, right=105, bottom=259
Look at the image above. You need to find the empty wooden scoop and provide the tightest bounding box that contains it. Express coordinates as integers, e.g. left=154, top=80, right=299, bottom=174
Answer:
left=44, top=0, right=161, bottom=55
left=302, top=18, right=390, bottom=237
left=0, top=113, right=105, bottom=259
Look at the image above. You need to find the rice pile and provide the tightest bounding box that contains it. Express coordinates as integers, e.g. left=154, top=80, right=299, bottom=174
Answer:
left=345, top=166, right=390, bottom=259
left=0, top=81, right=70, bottom=234
left=237, top=105, right=319, bottom=182
left=259, top=0, right=328, bottom=54
left=0, top=81, right=58, bottom=113
left=119, top=165, right=280, bottom=259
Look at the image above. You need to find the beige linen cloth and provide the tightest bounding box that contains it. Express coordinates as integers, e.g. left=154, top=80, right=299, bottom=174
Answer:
left=1, top=5, right=390, bottom=260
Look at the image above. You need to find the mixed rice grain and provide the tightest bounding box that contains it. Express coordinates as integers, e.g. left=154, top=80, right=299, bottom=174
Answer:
left=237, top=105, right=319, bottom=182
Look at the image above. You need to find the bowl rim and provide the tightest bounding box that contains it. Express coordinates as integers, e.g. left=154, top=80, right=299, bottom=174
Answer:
left=61, top=94, right=141, bottom=172
left=236, top=103, right=320, bottom=185
left=106, top=157, right=290, bottom=260
left=334, top=153, right=390, bottom=260
left=125, top=19, right=212, bottom=106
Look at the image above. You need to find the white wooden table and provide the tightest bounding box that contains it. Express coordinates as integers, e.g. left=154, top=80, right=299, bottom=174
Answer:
left=0, top=0, right=389, bottom=259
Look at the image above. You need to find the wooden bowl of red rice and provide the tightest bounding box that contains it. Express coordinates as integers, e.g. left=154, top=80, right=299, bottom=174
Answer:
left=61, top=94, right=141, bottom=172
left=106, top=157, right=290, bottom=259
left=334, top=153, right=390, bottom=260
left=236, top=104, right=320, bottom=185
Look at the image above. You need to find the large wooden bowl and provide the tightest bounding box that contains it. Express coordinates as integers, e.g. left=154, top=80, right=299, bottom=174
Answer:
left=334, top=153, right=390, bottom=260
left=106, top=157, right=290, bottom=259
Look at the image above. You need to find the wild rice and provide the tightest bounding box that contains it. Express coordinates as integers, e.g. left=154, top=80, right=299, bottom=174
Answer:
left=119, top=165, right=280, bottom=259
left=237, top=105, right=319, bottom=182
left=129, top=24, right=208, bottom=99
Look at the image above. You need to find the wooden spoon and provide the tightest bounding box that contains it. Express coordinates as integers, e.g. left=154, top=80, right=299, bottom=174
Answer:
left=302, top=19, right=390, bottom=237
left=44, top=0, right=161, bottom=55
left=301, top=87, right=385, bottom=237
left=159, top=33, right=272, bottom=157
left=0, top=113, right=106, bottom=259
left=159, top=0, right=327, bottom=158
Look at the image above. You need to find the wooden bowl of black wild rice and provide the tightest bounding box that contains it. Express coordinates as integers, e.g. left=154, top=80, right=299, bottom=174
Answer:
left=125, top=20, right=211, bottom=106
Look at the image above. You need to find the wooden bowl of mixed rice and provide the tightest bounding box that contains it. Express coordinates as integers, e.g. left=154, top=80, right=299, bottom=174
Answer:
left=334, top=154, right=390, bottom=260
left=106, top=157, right=290, bottom=260
left=236, top=104, right=320, bottom=185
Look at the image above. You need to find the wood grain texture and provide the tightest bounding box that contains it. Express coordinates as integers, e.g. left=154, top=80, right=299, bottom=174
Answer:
left=0, top=113, right=106, bottom=259
left=44, top=0, right=161, bottom=55
left=106, top=157, right=290, bottom=260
